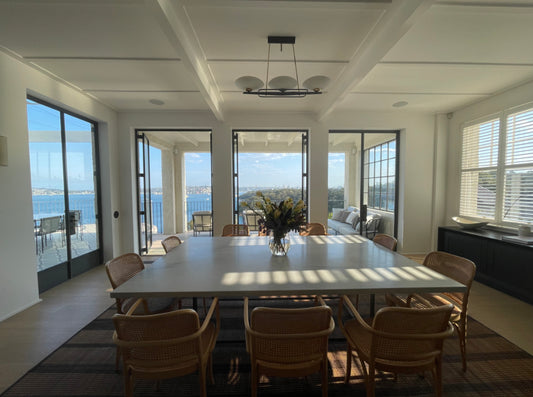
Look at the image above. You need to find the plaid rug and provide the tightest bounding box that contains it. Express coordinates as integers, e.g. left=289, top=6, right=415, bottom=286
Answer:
left=2, top=295, right=533, bottom=396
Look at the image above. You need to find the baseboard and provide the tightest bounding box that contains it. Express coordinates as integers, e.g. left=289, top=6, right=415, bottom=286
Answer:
left=0, top=298, right=42, bottom=322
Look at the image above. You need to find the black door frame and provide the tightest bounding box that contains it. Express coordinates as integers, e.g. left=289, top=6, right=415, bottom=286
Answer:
left=329, top=129, right=400, bottom=238
left=28, top=95, right=103, bottom=293
left=134, top=128, right=213, bottom=253
left=231, top=129, right=310, bottom=223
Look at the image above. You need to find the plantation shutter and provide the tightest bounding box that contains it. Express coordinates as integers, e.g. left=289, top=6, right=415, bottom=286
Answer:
left=502, top=108, right=533, bottom=223
left=459, top=118, right=500, bottom=220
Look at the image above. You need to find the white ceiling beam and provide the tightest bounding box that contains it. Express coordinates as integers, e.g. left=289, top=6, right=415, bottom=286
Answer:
left=145, top=0, right=224, bottom=120
left=317, top=0, right=435, bottom=120
left=177, top=132, right=200, bottom=147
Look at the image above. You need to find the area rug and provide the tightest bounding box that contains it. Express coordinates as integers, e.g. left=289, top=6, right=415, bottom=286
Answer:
left=2, top=296, right=533, bottom=396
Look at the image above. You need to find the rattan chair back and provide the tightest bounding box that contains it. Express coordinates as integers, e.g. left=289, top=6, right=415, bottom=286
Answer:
left=113, top=298, right=220, bottom=397
left=339, top=295, right=453, bottom=397
left=105, top=253, right=144, bottom=291
left=299, top=222, right=327, bottom=236
left=373, top=233, right=397, bottom=251
left=221, top=224, right=250, bottom=236
left=423, top=251, right=476, bottom=307
left=244, top=297, right=334, bottom=397
left=161, top=235, right=182, bottom=253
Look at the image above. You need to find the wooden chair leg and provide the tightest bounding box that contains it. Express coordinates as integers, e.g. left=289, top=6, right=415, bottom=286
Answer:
left=321, top=359, right=329, bottom=397
left=434, top=357, right=443, bottom=397
left=124, top=369, right=133, bottom=397
left=199, top=365, right=207, bottom=397
left=458, top=322, right=468, bottom=372
left=344, top=344, right=352, bottom=383
left=251, top=364, right=258, bottom=397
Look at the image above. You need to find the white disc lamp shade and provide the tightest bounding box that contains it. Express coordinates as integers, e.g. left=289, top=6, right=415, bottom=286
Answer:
left=268, top=76, right=297, bottom=91
left=235, top=76, right=264, bottom=92
left=303, top=75, right=330, bottom=92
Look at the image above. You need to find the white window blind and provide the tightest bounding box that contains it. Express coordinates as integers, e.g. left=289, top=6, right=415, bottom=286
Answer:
left=502, top=108, right=533, bottom=223
left=460, top=118, right=499, bottom=220
left=460, top=105, right=533, bottom=226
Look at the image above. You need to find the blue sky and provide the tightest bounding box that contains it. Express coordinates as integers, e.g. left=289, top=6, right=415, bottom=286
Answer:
left=27, top=98, right=346, bottom=190
left=27, top=100, right=96, bottom=191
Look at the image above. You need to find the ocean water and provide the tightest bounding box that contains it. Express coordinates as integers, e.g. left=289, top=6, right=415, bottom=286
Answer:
left=32, top=193, right=212, bottom=233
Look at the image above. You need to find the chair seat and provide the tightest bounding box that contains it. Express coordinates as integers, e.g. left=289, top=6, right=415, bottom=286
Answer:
left=386, top=293, right=461, bottom=322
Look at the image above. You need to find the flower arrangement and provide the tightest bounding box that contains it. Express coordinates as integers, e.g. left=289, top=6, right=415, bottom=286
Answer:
left=242, top=191, right=307, bottom=255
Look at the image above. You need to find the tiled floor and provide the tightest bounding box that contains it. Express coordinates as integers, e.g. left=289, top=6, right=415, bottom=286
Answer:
left=1, top=252, right=532, bottom=394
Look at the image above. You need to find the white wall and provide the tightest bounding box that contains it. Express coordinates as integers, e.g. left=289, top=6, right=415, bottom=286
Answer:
left=0, top=52, right=119, bottom=321
left=117, top=109, right=438, bottom=254
left=445, top=81, right=533, bottom=224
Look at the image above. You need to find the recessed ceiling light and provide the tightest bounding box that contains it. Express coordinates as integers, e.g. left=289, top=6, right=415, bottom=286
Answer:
left=392, top=101, right=408, bottom=108
left=149, top=99, right=165, bottom=106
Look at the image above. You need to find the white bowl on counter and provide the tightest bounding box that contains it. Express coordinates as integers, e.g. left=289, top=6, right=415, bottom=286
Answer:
left=452, top=216, right=488, bottom=230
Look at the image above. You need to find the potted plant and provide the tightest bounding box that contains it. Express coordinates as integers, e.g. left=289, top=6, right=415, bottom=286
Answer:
left=242, top=191, right=306, bottom=256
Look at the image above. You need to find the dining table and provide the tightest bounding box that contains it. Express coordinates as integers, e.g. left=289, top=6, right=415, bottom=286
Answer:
left=110, top=235, right=466, bottom=316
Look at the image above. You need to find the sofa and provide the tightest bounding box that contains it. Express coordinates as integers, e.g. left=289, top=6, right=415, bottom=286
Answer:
left=327, top=206, right=381, bottom=239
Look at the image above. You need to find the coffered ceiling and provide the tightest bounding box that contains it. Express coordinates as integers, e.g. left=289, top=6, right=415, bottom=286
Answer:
left=2, top=0, right=533, bottom=120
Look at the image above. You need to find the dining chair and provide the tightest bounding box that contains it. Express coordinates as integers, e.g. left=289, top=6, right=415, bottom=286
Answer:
left=113, top=297, right=220, bottom=397
left=105, top=253, right=180, bottom=315
left=161, top=235, right=182, bottom=253
left=299, top=222, right=327, bottom=236
left=221, top=224, right=250, bottom=236
left=105, top=253, right=181, bottom=370
left=244, top=296, right=335, bottom=397
left=385, top=251, right=476, bottom=372
left=338, top=295, right=454, bottom=397
left=373, top=233, right=397, bottom=251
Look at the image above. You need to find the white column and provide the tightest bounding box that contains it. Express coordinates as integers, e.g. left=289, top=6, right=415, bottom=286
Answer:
left=161, top=149, right=175, bottom=234
left=173, top=148, right=185, bottom=233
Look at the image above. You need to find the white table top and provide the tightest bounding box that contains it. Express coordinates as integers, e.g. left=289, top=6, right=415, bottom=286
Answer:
left=110, top=235, right=466, bottom=299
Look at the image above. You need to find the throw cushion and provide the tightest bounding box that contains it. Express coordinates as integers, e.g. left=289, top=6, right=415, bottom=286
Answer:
left=339, top=210, right=352, bottom=223
left=350, top=212, right=360, bottom=228
left=331, top=208, right=344, bottom=221
left=345, top=211, right=358, bottom=225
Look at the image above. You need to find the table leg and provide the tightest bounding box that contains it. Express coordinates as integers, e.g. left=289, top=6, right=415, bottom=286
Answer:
left=193, top=297, right=198, bottom=312
left=369, top=293, right=375, bottom=317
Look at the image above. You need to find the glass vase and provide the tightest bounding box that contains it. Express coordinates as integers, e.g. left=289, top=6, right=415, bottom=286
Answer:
left=269, top=234, right=290, bottom=256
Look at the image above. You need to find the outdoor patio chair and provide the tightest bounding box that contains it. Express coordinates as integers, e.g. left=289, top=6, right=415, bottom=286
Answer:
left=338, top=295, right=454, bottom=397
left=113, top=297, right=220, bottom=397
left=221, top=224, right=249, bottom=236
left=192, top=211, right=213, bottom=236
left=161, top=235, right=182, bottom=253
left=243, top=210, right=263, bottom=232
left=299, top=222, right=327, bottom=236
left=36, top=215, right=62, bottom=253
left=385, top=251, right=476, bottom=372
left=244, top=296, right=334, bottom=397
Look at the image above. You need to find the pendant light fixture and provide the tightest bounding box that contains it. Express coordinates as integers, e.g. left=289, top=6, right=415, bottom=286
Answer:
left=235, top=36, right=330, bottom=98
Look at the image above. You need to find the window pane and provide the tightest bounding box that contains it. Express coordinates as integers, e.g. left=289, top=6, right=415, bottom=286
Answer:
left=27, top=99, right=67, bottom=271
left=460, top=170, right=497, bottom=219
left=506, top=109, right=533, bottom=166
left=388, top=140, right=396, bottom=159
left=502, top=168, right=533, bottom=223
left=462, top=119, right=500, bottom=169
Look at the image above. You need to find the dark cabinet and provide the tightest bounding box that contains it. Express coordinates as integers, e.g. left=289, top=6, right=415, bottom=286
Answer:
left=438, top=226, right=533, bottom=304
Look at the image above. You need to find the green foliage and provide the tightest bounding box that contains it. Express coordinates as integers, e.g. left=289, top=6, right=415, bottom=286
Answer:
left=241, top=191, right=306, bottom=239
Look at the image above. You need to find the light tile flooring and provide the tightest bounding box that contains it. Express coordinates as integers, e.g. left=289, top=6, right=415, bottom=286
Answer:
left=1, top=254, right=532, bottom=394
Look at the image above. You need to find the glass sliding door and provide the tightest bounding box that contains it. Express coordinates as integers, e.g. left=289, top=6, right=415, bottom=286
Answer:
left=232, top=130, right=309, bottom=227
left=27, top=97, right=102, bottom=292
left=328, top=130, right=399, bottom=238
